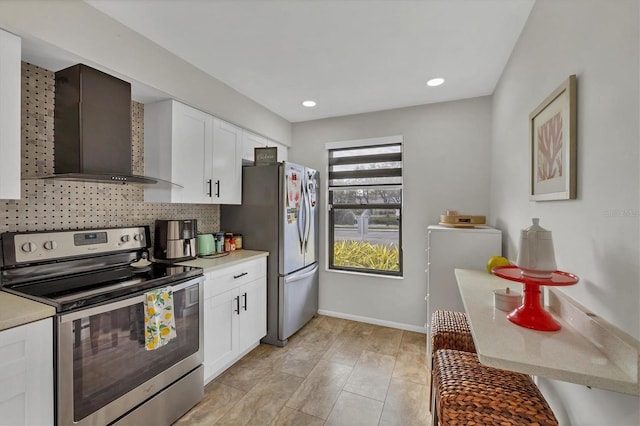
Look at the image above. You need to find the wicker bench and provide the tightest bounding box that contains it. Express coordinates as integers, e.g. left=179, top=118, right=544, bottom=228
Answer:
left=432, top=349, right=559, bottom=426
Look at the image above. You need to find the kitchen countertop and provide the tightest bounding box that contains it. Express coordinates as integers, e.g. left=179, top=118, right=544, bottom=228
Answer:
left=0, top=292, right=56, bottom=332
left=178, top=249, right=268, bottom=273
left=455, top=268, right=640, bottom=396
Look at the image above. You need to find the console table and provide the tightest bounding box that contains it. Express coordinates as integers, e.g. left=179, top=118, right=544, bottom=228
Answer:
left=455, top=268, right=640, bottom=396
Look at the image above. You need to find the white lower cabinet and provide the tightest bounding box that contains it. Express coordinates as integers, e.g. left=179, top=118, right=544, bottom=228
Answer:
left=0, top=318, right=53, bottom=426
left=203, top=257, right=267, bottom=383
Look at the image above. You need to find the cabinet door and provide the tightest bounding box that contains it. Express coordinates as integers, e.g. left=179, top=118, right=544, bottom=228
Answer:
left=211, top=119, right=242, bottom=204
left=238, top=277, right=267, bottom=351
left=204, top=289, right=239, bottom=382
left=172, top=102, right=213, bottom=204
left=0, top=29, right=21, bottom=200
left=0, top=318, right=53, bottom=426
left=241, top=130, right=268, bottom=163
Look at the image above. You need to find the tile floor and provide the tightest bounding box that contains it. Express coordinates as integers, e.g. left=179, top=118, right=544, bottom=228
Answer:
left=174, top=315, right=432, bottom=426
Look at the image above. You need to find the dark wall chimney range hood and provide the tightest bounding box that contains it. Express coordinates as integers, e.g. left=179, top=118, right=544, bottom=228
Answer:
left=33, top=64, right=179, bottom=187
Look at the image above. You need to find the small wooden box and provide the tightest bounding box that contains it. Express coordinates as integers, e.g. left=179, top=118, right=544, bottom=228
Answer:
left=439, top=214, right=486, bottom=227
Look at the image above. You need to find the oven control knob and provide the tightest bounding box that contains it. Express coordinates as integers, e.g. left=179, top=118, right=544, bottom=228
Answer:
left=134, top=233, right=144, bottom=242
left=21, top=242, right=36, bottom=253
left=43, top=240, right=57, bottom=251
left=120, top=234, right=131, bottom=243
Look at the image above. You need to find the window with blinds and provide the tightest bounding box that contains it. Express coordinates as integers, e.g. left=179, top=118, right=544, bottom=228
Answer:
left=327, top=139, right=403, bottom=276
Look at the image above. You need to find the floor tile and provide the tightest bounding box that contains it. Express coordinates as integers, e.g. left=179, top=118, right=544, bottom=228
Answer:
left=273, top=340, right=327, bottom=378
left=379, top=378, right=431, bottom=426
left=215, top=359, right=272, bottom=392
left=392, top=349, right=429, bottom=385
left=175, top=315, right=434, bottom=425
left=366, top=325, right=403, bottom=356
left=325, top=391, right=384, bottom=426
left=321, top=335, right=368, bottom=367
left=216, top=370, right=304, bottom=426
left=343, top=350, right=396, bottom=401
left=173, top=381, right=245, bottom=426
left=286, top=359, right=353, bottom=419
left=400, top=330, right=428, bottom=354
left=270, top=406, right=325, bottom=426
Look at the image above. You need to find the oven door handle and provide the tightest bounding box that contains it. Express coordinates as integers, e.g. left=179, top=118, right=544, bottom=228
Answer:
left=59, top=276, right=205, bottom=323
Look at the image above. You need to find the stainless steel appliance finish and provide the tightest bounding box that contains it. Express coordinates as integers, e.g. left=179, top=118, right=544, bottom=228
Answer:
left=32, top=63, right=178, bottom=187
left=154, top=219, right=198, bottom=262
left=0, top=226, right=205, bottom=426
left=221, top=162, right=319, bottom=346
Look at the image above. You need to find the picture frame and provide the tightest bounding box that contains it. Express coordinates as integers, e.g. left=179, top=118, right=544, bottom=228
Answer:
left=529, top=75, right=577, bottom=201
left=254, top=146, right=278, bottom=165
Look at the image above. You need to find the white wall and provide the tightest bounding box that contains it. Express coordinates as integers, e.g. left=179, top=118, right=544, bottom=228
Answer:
left=292, top=97, right=493, bottom=330
left=0, top=0, right=291, bottom=146
left=491, top=0, right=639, bottom=424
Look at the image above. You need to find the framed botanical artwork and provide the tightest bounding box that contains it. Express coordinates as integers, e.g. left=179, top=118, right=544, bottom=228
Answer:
left=529, top=75, right=577, bottom=201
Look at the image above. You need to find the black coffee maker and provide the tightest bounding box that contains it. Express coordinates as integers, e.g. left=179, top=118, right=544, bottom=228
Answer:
left=153, top=219, right=197, bottom=262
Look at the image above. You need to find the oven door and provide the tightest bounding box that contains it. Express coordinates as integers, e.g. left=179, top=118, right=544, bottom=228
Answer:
left=56, top=276, right=203, bottom=426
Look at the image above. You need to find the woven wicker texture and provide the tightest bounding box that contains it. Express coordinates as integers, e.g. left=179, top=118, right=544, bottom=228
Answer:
left=431, top=310, right=476, bottom=357
left=434, top=349, right=558, bottom=426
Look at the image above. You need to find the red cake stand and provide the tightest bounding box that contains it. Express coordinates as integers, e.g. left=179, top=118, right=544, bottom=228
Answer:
left=492, top=265, right=579, bottom=331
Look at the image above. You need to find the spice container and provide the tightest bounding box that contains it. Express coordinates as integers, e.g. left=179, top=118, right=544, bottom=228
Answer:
left=224, top=232, right=234, bottom=252
left=214, top=232, right=224, bottom=253
left=233, top=234, right=243, bottom=249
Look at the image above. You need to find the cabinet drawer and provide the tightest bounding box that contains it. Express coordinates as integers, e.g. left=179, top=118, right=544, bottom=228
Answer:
left=204, top=257, right=266, bottom=299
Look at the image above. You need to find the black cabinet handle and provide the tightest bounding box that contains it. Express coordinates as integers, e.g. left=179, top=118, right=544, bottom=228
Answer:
left=215, top=180, right=220, bottom=197
left=234, top=296, right=240, bottom=315
left=233, top=272, right=248, bottom=279
left=207, top=179, right=212, bottom=197
left=242, top=292, right=247, bottom=311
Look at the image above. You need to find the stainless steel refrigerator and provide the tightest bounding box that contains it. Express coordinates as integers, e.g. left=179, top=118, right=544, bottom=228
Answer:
left=221, top=162, right=319, bottom=346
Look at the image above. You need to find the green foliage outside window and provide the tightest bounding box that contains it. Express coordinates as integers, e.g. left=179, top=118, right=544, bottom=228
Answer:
left=333, top=240, right=400, bottom=272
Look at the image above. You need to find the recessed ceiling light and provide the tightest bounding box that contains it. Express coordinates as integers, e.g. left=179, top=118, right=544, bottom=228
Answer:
left=427, top=78, right=445, bottom=87
left=302, top=100, right=317, bottom=107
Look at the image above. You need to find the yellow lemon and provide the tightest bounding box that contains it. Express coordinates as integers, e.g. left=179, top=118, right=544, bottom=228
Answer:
left=161, top=327, right=171, bottom=336
left=164, top=312, right=172, bottom=320
left=487, top=256, right=510, bottom=274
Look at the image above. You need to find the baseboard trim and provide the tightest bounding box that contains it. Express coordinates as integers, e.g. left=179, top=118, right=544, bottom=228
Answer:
left=318, top=309, right=426, bottom=334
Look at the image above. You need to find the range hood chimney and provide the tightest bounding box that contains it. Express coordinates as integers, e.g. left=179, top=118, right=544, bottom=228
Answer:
left=36, top=64, right=177, bottom=186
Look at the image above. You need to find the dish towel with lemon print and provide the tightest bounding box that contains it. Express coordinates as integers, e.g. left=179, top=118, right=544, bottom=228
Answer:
left=144, top=287, right=177, bottom=351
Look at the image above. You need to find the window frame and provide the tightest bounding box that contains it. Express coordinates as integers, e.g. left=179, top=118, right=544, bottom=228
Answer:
left=325, top=136, right=404, bottom=277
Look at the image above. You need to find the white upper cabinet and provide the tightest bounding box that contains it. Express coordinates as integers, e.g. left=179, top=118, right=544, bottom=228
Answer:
left=211, top=118, right=242, bottom=205
left=241, top=130, right=288, bottom=164
left=144, top=100, right=241, bottom=204
left=0, top=29, right=21, bottom=200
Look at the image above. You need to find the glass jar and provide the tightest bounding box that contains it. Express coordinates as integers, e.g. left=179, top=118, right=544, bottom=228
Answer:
left=233, top=234, right=243, bottom=249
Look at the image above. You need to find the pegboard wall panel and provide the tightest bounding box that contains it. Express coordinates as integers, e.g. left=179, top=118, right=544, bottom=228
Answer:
left=1, top=62, right=220, bottom=235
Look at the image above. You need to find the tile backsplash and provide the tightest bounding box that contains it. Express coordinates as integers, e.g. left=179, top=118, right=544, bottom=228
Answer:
left=0, top=62, right=220, bottom=235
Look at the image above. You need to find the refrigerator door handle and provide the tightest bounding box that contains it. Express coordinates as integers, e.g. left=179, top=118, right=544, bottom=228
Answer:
left=285, top=263, right=318, bottom=282
left=303, top=180, right=312, bottom=252
left=297, top=178, right=306, bottom=252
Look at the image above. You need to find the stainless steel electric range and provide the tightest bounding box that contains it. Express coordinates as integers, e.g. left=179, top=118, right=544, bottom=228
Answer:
left=0, top=226, right=205, bottom=426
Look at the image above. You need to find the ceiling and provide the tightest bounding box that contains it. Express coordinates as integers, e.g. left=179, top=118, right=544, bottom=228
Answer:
left=72, top=1, right=534, bottom=123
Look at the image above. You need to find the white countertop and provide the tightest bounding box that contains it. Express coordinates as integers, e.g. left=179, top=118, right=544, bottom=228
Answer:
left=455, top=268, right=640, bottom=396
left=0, top=291, right=56, bottom=331
left=178, top=249, right=268, bottom=273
